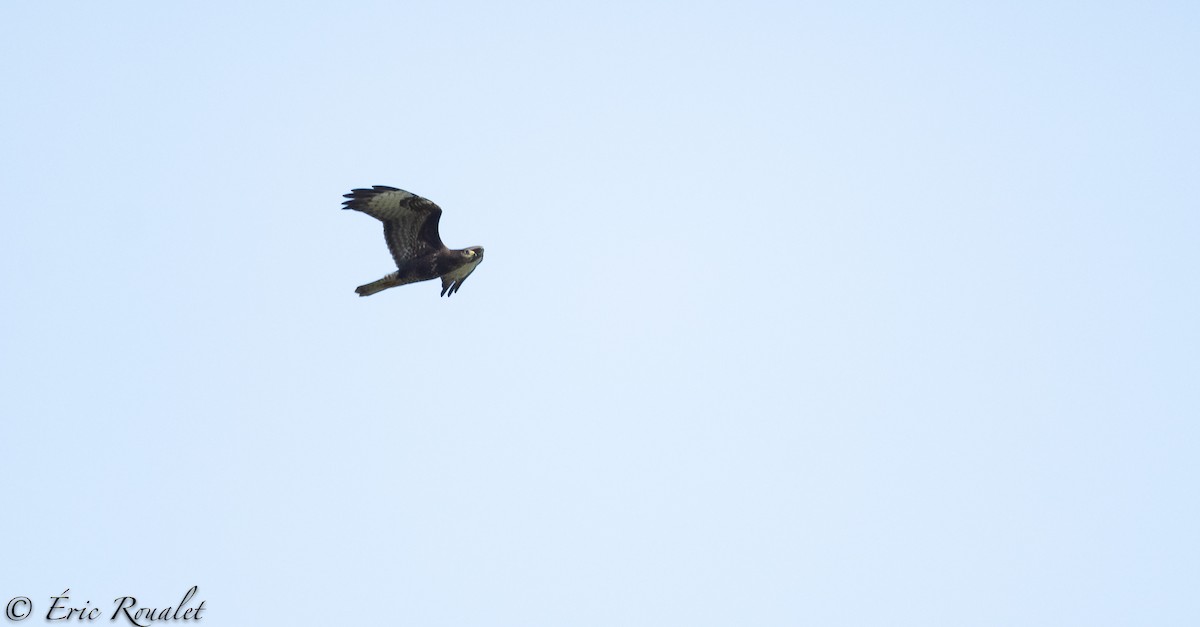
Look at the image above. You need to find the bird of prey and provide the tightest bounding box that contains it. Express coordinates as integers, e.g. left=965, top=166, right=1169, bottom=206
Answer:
left=341, top=185, right=484, bottom=297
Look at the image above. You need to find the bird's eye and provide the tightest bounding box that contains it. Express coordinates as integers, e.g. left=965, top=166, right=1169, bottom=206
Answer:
left=465, top=250, right=476, bottom=257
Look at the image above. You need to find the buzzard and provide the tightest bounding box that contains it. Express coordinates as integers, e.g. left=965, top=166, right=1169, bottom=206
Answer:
left=341, top=185, right=484, bottom=297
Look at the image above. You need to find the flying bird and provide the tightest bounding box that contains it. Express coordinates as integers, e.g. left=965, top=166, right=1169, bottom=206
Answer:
left=341, top=185, right=484, bottom=297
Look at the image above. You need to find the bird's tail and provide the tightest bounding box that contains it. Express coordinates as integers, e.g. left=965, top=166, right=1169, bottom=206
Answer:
left=355, top=273, right=400, bottom=297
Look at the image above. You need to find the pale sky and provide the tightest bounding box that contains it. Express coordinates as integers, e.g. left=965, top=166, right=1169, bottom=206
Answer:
left=2, top=2, right=1198, bottom=625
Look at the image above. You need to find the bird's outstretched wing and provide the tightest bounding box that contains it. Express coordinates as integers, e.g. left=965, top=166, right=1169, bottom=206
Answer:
left=342, top=185, right=445, bottom=266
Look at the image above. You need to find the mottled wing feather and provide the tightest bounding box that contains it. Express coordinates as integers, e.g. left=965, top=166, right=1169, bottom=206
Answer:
left=342, top=186, right=445, bottom=265
left=440, top=258, right=482, bottom=297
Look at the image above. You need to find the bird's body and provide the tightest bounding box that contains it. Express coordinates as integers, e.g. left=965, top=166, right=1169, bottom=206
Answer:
left=341, top=185, right=484, bottom=297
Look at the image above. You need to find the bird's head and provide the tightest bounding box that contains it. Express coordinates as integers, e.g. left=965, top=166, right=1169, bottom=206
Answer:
left=460, top=246, right=484, bottom=262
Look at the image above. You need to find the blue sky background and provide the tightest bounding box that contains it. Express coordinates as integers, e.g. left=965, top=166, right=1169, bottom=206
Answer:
left=1, top=2, right=1197, bottom=625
